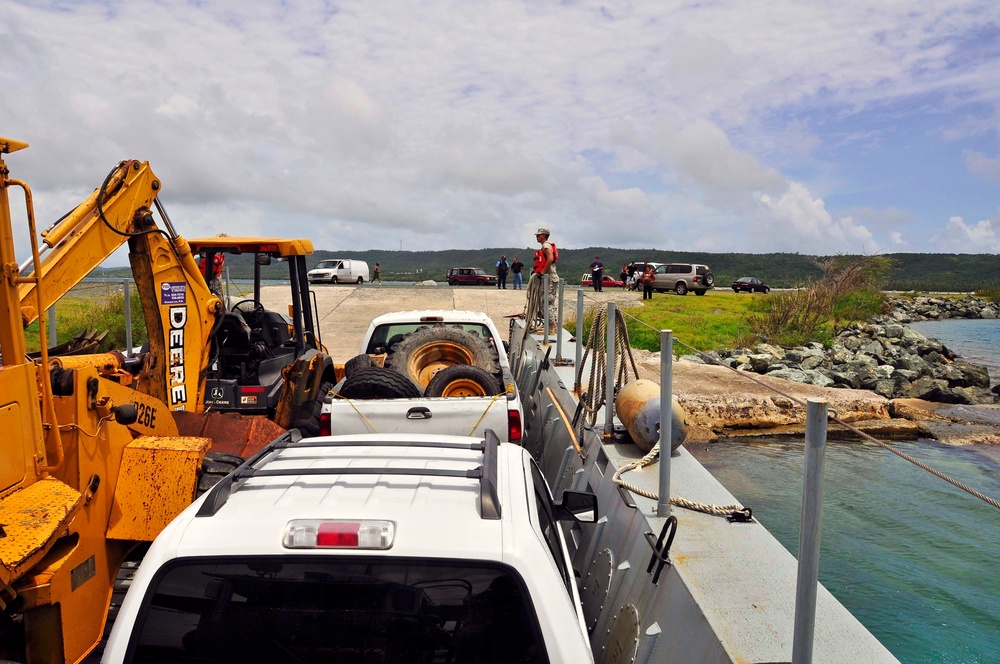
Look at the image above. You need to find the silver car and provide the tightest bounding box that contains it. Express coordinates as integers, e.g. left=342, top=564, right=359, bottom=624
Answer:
left=651, top=262, right=715, bottom=295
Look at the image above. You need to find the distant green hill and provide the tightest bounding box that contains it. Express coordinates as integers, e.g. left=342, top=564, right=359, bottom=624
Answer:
left=92, top=247, right=1000, bottom=292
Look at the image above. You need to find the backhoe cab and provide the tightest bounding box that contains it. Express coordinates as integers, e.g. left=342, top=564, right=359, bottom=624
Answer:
left=185, top=237, right=334, bottom=433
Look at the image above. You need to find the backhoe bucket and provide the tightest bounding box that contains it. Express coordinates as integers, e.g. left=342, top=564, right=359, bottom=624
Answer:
left=173, top=411, right=288, bottom=458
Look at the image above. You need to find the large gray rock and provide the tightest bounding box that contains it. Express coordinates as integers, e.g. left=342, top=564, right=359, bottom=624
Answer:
left=801, top=353, right=827, bottom=370
left=905, top=376, right=951, bottom=401
left=748, top=354, right=774, bottom=373
left=951, top=361, right=991, bottom=388
left=766, top=367, right=807, bottom=383
left=803, top=369, right=835, bottom=388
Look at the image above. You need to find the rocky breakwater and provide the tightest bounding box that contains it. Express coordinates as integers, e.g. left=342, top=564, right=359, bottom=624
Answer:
left=685, top=295, right=998, bottom=407
left=885, top=294, right=999, bottom=322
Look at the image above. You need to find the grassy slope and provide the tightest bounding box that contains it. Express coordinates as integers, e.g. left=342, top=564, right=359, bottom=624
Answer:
left=574, top=290, right=762, bottom=353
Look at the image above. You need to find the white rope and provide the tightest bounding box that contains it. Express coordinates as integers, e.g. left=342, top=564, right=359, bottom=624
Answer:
left=611, top=442, right=747, bottom=517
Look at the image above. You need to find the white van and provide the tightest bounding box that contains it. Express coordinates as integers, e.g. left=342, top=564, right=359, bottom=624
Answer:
left=307, top=258, right=370, bottom=284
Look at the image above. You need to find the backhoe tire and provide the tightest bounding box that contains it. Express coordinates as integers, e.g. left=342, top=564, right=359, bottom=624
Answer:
left=344, top=353, right=376, bottom=377
left=339, top=367, right=422, bottom=400
left=197, top=452, right=245, bottom=496
left=385, top=326, right=499, bottom=393
left=291, top=381, right=334, bottom=436
left=425, top=365, right=502, bottom=397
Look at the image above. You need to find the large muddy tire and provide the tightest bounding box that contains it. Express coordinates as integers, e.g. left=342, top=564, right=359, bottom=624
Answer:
left=339, top=367, right=423, bottom=399
left=344, top=353, right=375, bottom=377
left=385, top=326, right=498, bottom=393
left=291, top=381, right=334, bottom=436
left=197, top=452, right=244, bottom=496
left=425, top=365, right=502, bottom=397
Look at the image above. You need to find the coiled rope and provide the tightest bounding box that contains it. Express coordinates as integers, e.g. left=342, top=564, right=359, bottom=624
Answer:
left=522, top=274, right=546, bottom=330
left=574, top=306, right=639, bottom=442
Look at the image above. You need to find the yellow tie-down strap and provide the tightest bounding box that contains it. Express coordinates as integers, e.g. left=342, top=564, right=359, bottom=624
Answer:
left=107, top=436, right=211, bottom=542
left=0, top=478, right=83, bottom=587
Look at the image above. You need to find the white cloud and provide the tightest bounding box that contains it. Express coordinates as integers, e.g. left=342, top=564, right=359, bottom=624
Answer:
left=0, top=0, right=997, bottom=259
left=930, top=216, right=1000, bottom=253
left=755, top=183, right=875, bottom=254
left=964, top=150, right=1000, bottom=181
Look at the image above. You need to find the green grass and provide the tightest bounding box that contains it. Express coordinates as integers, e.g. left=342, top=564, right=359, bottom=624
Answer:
left=25, top=290, right=147, bottom=354
left=571, top=290, right=764, bottom=353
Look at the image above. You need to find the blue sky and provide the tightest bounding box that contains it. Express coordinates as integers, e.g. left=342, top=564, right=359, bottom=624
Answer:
left=2, top=0, right=998, bottom=259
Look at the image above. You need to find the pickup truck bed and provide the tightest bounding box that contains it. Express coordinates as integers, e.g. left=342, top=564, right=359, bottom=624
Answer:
left=322, top=310, right=523, bottom=441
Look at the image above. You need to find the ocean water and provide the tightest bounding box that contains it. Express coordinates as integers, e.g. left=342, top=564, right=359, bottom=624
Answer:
left=691, top=439, right=1000, bottom=663
left=688, top=318, right=1000, bottom=663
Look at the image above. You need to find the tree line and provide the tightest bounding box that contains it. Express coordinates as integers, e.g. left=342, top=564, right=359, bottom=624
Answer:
left=93, top=247, right=1000, bottom=292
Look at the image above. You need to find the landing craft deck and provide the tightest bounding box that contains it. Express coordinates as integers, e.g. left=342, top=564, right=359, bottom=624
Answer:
left=509, top=320, right=898, bottom=663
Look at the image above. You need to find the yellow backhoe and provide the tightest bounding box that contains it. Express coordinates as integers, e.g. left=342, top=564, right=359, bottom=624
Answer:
left=0, top=137, right=330, bottom=663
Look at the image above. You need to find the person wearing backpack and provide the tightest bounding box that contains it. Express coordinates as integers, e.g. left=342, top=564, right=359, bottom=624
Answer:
left=531, top=227, right=559, bottom=333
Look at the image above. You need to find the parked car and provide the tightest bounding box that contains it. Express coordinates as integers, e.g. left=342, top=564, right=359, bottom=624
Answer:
left=731, top=276, right=770, bottom=293
left=650, top=263, right=715, bottom=296
left=580, top=273, right=625, bottom=288
left=447, top=267, right=497, bottom=286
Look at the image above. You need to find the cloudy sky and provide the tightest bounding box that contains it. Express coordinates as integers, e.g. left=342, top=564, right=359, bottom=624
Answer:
left=3, top=0, right=999, bottom=261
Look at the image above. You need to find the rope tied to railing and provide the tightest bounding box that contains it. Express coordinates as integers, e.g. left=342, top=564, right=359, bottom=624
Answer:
left=574, top=305, right=639, bottom=443
left=611, top=440, right=747, bottom=517
left=573, top=296, right=746, bottom=517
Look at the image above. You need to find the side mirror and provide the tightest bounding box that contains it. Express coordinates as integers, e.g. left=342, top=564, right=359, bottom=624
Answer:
left=555, top=490, right=598, bottom=524
left=255, top=253, right=272, bottom=266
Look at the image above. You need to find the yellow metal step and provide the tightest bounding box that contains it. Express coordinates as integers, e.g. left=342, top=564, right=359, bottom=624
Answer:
left=0, top=478, right=83, bottom=587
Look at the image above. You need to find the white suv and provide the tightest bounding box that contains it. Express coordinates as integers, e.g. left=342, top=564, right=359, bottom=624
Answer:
left=103, top=430, right=596, bottom=663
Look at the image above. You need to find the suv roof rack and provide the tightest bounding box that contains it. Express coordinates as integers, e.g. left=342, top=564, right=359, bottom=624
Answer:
left=196, top=429, right=502, bottom=520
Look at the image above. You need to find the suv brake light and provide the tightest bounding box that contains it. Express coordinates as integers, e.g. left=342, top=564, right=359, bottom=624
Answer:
left=508, top=408, right=522, bottom=442
left=283, top=520, right=395, bottom=549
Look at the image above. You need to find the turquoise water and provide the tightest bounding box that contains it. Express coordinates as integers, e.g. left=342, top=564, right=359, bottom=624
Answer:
left=690, top=439, right=1000, bottom=663
left=688, top=319, right=1000, bottom=663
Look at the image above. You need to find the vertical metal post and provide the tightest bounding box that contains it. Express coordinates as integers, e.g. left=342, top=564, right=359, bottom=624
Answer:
left=657, top=330, right=673, bottom=516
left=47, top=307, right=56, bottom=349
left=604, top=302, right=616, bottom=433
left=555, top=278, right=565, bottom=358
left=575, top=289, right=584, bottom=374
left=225, top=266, right=231, bottom=303
left=792, top=398, right=829, bottom=664
left=542, top=275, right=550, bottom=343
left=123, top=279, right=133, bottom=356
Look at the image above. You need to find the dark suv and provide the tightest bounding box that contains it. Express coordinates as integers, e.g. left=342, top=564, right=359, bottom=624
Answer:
left=447, top=267, right=497, bottom=286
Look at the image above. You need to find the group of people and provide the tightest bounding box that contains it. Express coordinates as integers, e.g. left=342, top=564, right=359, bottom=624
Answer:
left=495, top=255, right=524, bottom=289
left=620, top=262, right=656, bottom=299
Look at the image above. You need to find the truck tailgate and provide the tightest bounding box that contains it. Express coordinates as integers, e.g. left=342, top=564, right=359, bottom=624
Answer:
left=325, top=396, right=512, bottom=440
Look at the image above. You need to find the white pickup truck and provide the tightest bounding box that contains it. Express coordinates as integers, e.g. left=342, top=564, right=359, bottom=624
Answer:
left=319, top=310, right=524, bottom=442
left=102, top=429, right=597, bottom=663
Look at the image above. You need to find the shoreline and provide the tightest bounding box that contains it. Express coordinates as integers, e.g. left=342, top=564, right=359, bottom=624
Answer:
left=264, top=284, right=1000, bottom=447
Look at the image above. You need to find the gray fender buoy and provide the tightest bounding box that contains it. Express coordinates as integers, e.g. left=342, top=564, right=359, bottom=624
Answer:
left=615, top=379, right=688, bottom=453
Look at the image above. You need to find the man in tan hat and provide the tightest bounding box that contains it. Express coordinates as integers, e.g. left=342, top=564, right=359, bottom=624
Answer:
left=530, top=227, right=559, bottom=333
